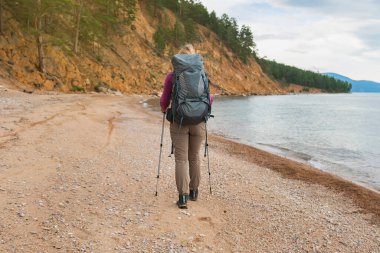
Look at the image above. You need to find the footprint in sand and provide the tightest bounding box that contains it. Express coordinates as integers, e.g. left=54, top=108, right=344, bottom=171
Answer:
left=198, top=216, right=213, bottom=226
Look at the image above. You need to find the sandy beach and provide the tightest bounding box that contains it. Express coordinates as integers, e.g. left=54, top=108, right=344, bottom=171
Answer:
left=1, top=81, right=380, bottom=252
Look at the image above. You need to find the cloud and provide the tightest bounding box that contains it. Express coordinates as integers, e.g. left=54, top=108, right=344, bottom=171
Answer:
left=355, top=21, right=380, bottom=51
left=287, top=48, right=308, bottom=54
left=200, top=0, right=380, bottom=81
left=267, top=0, right=380, bottom=19
left=256, top=33, right=299, bottom=41
left=200, top=0, right=253, bottom=15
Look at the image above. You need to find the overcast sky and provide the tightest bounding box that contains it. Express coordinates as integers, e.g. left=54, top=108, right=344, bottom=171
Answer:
left=201, top=0, right=380, bottom=82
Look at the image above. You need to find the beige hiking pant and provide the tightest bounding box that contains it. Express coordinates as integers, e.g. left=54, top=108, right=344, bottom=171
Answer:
left=170, top=122, right=205, bottom=195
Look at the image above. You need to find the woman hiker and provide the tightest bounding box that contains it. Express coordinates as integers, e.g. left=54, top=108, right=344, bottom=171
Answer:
left=160, top=44, right=213, bottom=209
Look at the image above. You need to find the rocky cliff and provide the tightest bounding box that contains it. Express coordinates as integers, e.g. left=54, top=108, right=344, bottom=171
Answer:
left=0, top=2, right=295, bottom=95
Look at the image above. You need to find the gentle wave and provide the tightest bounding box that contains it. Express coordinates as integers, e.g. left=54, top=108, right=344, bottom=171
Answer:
left=208, top=93, right=380, bottom=192
left=145, top=94, right=380, bottom=192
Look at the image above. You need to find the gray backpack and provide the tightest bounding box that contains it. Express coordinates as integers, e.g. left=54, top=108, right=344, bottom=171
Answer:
left=169, top=54, right=211, bottom=125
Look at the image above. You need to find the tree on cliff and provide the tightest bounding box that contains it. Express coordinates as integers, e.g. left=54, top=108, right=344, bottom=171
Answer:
left=238, top=25, right=256, bottom=63
left=4, top=0, right=136, bottom=72
left=172, top=19, right=185, bottom=47
left=71, top=0, right=108, bottom=54
left=257, top=58, right=352, bottom=93
left=183, top=18, right=197, bottom=42
left=71, top=0, right=136, bottom=54
left=0, top=0, right=4, bottom=35
left=72, top=0, right=83, bottom=54
left=153, top=26, right=166, bottom=54
left=34, top=0, right=47, bottom=73
left=5, top=0, right=71, bottom=73
left=153, top=0, right=259, bottom=63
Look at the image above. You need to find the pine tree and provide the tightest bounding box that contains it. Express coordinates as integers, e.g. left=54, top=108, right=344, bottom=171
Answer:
left=208, top=11, right=219, bottom=34
left=172, top=19, right=185, bottom=47
left=72, top=0, right=83, bottom=54
left=184, top=18, right=196, bottom=42
left=238, top=25, right=256, bottom=62
left=153, top=0, right=161, bottom=17
left=6, top=0, right=71, bottom=73
left=153, top=26, right=166, bottom=55
left=239, top=25, right=255, bottom=54
left=162, top=0, right=179, bottom=13
left=257, top=58, right=351, bottom=92
left=71, top=0, right=136, bottom=54
left=0, top=0, right=4, bottom=35
left=71, top=0, right=110, bottom=54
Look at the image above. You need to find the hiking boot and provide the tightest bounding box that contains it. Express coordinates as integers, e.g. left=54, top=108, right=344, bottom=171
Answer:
left=189, top=189, right=198, bottom=201
left=177, top=194, right=188, bottom=209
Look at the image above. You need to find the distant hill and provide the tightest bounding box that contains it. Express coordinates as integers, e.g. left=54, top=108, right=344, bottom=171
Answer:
left=323, top=73, right=380, bottom=92
left=257, top=60, right=351, bottom=93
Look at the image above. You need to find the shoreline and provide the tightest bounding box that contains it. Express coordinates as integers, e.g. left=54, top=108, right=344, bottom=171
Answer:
left=140, top=96, right=380, bottom=224
left=144, top=95, right=380, bottom=196
left=212, top=131, right=380, bottom=195
left=208, top=134, right=380, bottom=225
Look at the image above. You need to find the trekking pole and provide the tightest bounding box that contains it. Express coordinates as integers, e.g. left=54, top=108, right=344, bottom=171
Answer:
left=204, top=120, right=212, bottom=194
left=155, top=112, right=165, bottom=196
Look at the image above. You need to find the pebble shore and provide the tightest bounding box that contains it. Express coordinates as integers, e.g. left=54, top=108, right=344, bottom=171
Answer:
left=1, top=83, right=379, bottom=252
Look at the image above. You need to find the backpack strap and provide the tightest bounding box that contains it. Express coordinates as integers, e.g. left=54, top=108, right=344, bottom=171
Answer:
left=201, top=72, right=211, bottom=117
left=203, top=72, right=209, bottom=96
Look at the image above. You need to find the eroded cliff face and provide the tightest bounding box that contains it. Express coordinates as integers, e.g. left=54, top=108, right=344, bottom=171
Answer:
left=0, top=2, right=293, bottom=95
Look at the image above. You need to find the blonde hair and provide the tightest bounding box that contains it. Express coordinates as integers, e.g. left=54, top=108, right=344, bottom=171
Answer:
left=178, top=44, right=196, bottom=54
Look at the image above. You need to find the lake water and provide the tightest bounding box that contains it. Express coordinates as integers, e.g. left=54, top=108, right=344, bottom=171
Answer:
left=207, top=93, right=380, bottom=192
left=146, top=93, right=380, bottom=192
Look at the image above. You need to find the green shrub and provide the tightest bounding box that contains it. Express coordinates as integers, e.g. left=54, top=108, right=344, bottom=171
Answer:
left=71, top=85, right=85, bottom=92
